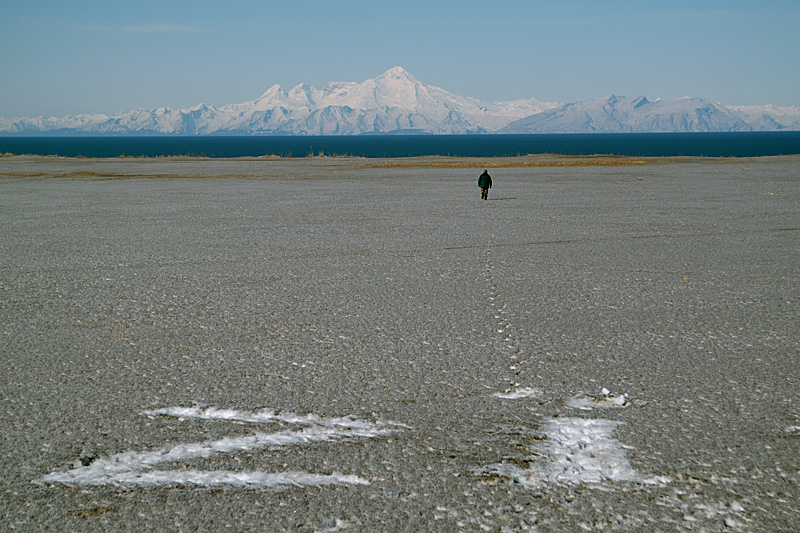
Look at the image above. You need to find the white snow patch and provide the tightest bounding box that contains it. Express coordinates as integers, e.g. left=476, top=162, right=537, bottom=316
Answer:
left=566, top=389, right=644, bottom=410
left=493, top=387, right=541, bottom=399
left=786, top=425, right=800, bottom=435
left=39, top=407, right=392, bottom=489
left=480, top=417, right=670, bottom=488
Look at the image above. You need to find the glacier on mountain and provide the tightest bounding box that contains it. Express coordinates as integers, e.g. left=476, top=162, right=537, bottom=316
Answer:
left=1, top=67, right=798, bottom=135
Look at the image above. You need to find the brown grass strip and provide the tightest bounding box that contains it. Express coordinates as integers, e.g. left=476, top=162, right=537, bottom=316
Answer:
left=368, top=155, right=690, bottom=169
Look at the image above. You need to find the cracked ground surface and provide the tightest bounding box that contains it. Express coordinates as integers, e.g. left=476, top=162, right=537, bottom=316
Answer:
left=1, top=155, right=799, bottom=531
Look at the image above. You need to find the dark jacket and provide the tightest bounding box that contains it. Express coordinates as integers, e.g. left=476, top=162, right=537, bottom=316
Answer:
left=478, top=171, right=492, bottom=189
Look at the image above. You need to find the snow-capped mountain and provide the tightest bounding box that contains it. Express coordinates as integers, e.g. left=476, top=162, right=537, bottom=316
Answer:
left=1, top=68, right=798, bottom=135
left=499, top=94, right=800, bottom=134
left=0, top=67, right=555, bottom=136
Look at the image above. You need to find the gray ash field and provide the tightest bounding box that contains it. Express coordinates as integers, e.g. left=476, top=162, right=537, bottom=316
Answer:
left=1, top=155, right=798, bottom=531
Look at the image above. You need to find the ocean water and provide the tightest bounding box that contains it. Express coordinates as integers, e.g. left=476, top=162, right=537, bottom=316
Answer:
left=1, top=132, right=799, bottom=158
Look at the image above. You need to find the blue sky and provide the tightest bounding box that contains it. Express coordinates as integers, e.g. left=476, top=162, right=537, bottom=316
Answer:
left=2, top=0, right=798, bottom=118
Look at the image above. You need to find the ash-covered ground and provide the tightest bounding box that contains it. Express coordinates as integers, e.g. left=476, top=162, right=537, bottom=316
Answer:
left=1, top=155, right=798, bottom=531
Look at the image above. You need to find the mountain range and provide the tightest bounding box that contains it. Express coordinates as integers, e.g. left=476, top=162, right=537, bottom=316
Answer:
left=2, top=67, right=798, bottom=135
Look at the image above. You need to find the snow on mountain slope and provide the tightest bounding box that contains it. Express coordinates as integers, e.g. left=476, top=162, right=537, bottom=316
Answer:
left=0, top=67, right=555, bottom=135
left=212, top=66, right=555, bottom=134
left=727, top=104, right=800, bottom=131
left=500, top=95, right=800, bottom=134
left=1, top=68, right=798, bottom=135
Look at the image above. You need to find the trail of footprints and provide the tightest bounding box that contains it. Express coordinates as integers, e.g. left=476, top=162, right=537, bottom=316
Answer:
left=482, top=234, right=520, bottom=360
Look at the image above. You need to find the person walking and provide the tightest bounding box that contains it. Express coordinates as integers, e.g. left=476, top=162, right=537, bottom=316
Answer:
left=478, top=169, right=492, bottom=200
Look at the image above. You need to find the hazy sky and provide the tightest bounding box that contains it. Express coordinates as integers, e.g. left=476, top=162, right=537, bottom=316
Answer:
left=2, top=0, right=798, bottom=118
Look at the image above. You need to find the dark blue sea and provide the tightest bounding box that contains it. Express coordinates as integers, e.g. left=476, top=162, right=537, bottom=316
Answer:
left=1, top=132, right=799, bottom=158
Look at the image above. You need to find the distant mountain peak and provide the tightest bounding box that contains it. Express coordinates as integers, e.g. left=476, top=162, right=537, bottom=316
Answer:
left=257, top=84, right=285, bottom=101
left=378, top=66, right=418, bottom=81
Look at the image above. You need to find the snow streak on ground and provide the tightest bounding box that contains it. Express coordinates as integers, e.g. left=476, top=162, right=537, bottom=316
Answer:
left=39, top=407, right=394, bottom=489
left=481, top=416, right=671, bottom=488
left=143, top=405, right=386, bottom=433
left=493, top=386, right=541, bottom=399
